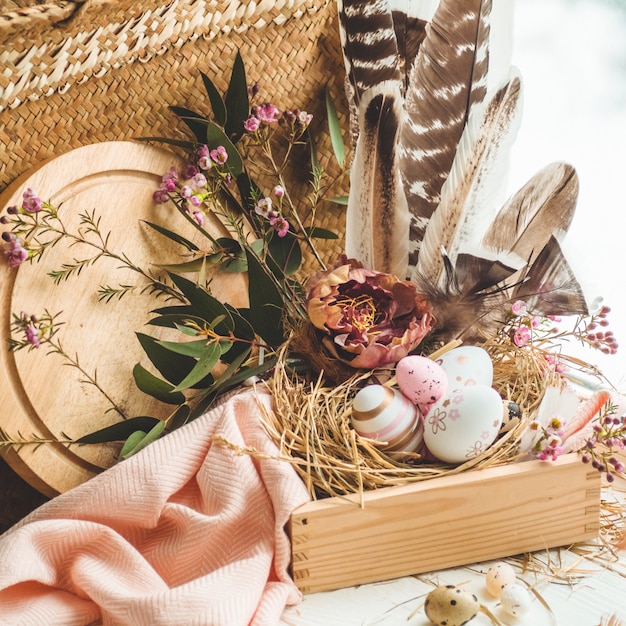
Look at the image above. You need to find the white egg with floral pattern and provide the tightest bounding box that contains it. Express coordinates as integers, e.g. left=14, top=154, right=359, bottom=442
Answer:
left=423, top=385, right=503, bottom=464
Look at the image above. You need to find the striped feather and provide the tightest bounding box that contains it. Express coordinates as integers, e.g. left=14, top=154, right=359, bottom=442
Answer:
left=345, top=83, right=410, bottom=277
left=512, top=235, right=589, bottom=316
left=400, top=0, right=493, bottom=271
left=412, top=74, right=523, bottom=289
left=482, top=161, right=579, bottom=269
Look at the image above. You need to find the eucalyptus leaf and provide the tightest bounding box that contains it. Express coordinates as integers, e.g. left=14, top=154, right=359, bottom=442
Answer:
left=155, top=338, right=214, bottom=358
left=169, top=106, right=209, bottom=143
left=142, top=221, right=200, bottom=252
left=171, top=342, right=221, bottom=392
left=200, top=70, right=227, bottom=126
left=132, top=363, right=187, bottom=404
left=120, top=430, right=147, bottom=459
left=325, top=87, right=345, bottom=168
left=245, top=248, right=285, bottom=348
left=120, top=420, right=167, bottom=460
left=224, top=51, right=249, bottom=143
left=156, top=257, right=217, bottom=273
left=147, top=312, right=208, bottom=331
left=167, top=273, right=234, bottom=332
left=267, top=231, right=302, bottom=276
left=189, top=353, right=277, bottom=419
left=76, top=416, right=161, bottom=444
left=304, top=226, right=339, bottom=239
left=136, top=334, right=198, bottom=387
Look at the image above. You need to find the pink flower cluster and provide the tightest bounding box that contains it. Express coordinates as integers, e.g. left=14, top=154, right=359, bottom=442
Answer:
left=1, top=188, right=44, bottom=268
left=254, top=193, right=290, bottom=238
left=243, top=103, right=313, bottom=134
left=153, top=145, right=233, bottom=226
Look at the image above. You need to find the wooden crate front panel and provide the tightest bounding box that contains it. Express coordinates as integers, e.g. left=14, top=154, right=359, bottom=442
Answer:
left=289, top=454, right=601, bottom=594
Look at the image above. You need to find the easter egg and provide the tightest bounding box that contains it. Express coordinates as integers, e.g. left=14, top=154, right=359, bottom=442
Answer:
left=423, top=385, right=503, bottom=464
left=396, top=355, right=448, bottom=415
left=485, top=562, right=517, bottom=597
left=424, top=585, right=479, bottom=626
left=500, top=583, right=532, bottom=617
left=351, top=385, right=423, bottom=453
left=436, top=346, right=493, bottom=390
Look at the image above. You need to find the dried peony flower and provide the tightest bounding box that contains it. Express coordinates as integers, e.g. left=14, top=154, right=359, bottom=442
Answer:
left=306, top=257, right=434, bottom=369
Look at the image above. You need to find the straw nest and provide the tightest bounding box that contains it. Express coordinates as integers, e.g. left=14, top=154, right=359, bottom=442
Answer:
left=258, top=334, right=575, bottom=501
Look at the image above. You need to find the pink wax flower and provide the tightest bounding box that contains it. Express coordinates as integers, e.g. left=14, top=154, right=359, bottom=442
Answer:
left=270, top=215, right=290, bottom=238
left=243, top=116, right=261, bottom=132
left=22, top=189, right=42, bottom=213
left=4, top=236, right=28, bottom=268
left=210, top=146, right=228, bottom=165
left=255, top=103, right=281, bottom=124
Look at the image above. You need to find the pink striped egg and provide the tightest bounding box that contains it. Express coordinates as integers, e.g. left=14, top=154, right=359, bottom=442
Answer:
left=351, top=385, right=423, bottom=453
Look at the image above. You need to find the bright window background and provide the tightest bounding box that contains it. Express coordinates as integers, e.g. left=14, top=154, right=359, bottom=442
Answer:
left=509, top=0, right=626, bottom=387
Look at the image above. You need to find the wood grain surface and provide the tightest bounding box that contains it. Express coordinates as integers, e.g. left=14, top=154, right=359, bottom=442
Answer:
left=0, top=141, right=247, bottom=497
left=289, top=453, right=601, bottom=594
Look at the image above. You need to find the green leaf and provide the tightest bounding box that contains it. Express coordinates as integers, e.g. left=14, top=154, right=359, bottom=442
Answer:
left=304, top=226, right=339, bottom=240
left=169, top=404, right=192, bottom=430
left=156, top=257, right=213, bottom=273
left=167, top=273, right=234, bottom=332
left=132, top=363, right=187, bottom=404
left=200, top=70, right=227, bottom=126
left=220, top=304, right=255, bottom=363
left=120, top=420, right=167, bottom=460
left=245, top=247, right=285, bottom=347
left=136, top=333, right=199, bottom=386
left=147, top=311, right=208, bottom=331
left=174, top=323, right=200, bottom=336
left=328, top=195, right=349, bottom=206
left=169, top=106, right=209, bottom=143
left=224, top=51, right=250, bottom=143
left=326, top=87, right=345, bottom=168
left=267, top=231, right=302, bottom=276
left=142, top=221, right=200, bottom=252
left=171, top=342, right=221, bottom=392
left=155, top=338, right=213, bottom=358
left=206, top=123, right=244, bottom=176
left=190, top=353, right=277, bottom=419
left=76, top=416, right=161, bottom=444
left=120, top=430, right=147, bottom=459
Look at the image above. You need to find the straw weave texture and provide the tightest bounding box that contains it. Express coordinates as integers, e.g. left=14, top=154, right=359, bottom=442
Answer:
left=0, top=0, right=348, bottom=529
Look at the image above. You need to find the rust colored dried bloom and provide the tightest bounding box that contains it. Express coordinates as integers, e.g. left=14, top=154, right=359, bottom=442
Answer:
left=306, top=257, right=434, bottom=369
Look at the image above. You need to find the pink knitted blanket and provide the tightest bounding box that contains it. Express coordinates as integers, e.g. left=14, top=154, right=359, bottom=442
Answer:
left=0, top=389, right=311, bottom=625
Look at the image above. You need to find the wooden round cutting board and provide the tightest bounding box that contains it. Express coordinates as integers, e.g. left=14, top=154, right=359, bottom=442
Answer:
left=0, top=141, right=247, bottom=497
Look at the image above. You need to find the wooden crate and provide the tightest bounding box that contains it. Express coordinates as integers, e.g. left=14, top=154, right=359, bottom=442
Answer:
left=289, top=453, right=601, bottom=594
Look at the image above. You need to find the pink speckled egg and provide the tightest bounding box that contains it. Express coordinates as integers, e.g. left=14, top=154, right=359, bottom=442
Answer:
left=351, top=385, right=424, bottom=453
left=396, top=355, right=448, bottom=415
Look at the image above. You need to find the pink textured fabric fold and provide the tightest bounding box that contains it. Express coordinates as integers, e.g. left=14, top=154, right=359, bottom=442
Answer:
left=0, top=389, right=311, bottom=626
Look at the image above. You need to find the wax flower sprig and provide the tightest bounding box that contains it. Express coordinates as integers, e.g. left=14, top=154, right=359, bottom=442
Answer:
left=500, top=299, right=618, bottom=374
left=580, top=401, right=626, bottom=483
